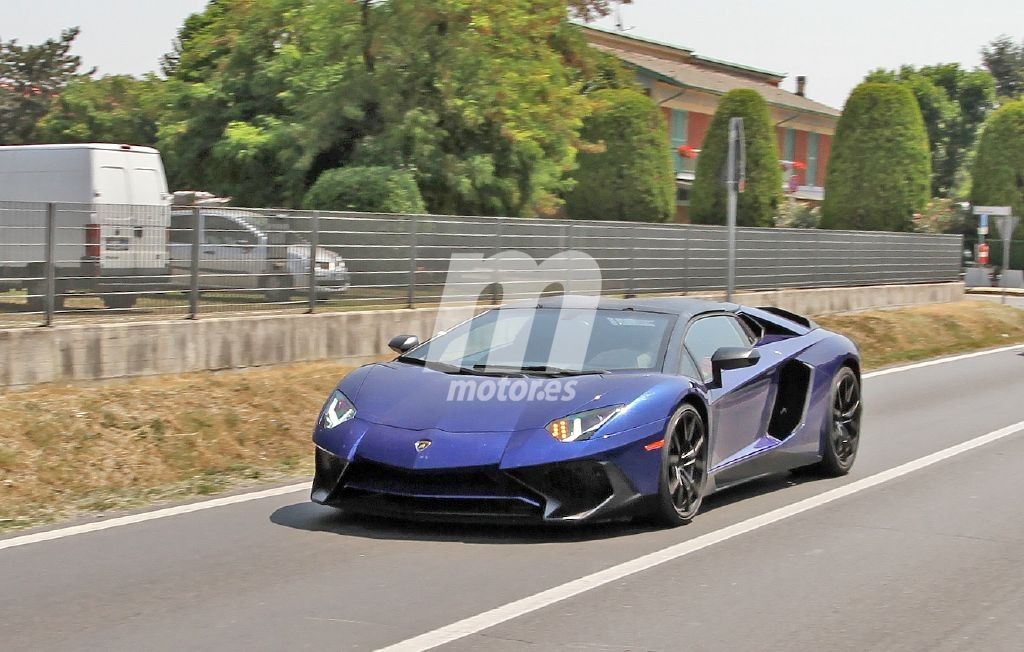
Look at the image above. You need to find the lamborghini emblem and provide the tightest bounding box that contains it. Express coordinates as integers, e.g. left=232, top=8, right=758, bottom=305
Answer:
left=415, top=440, right=432, bottom=452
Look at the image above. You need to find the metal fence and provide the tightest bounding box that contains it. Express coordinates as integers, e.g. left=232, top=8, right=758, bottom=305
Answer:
left=0, top=200, right=964, bottom=328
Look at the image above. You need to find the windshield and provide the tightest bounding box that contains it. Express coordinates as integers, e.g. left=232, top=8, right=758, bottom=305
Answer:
left=402, top=308, right=675, bottom=373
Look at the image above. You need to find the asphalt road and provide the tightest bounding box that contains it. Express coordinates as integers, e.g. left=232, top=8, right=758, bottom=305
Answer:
left=2, top=345, right=1024, bottom=651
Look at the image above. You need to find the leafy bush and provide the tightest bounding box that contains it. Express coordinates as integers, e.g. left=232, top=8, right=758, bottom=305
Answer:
left=774, top=201, right=821, bottom=229
left=971, top=99, right=1024, bottom=225
left=303, top=167, right=426, bottom=214
left=821, top=83, right=931, bottom=232
left=690, top=89, right=782, bottom=228
left=564, top=88, right=676, bottom=222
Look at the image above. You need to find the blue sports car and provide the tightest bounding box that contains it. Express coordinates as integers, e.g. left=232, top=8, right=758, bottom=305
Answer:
left=311, top=296, right=862, bottom=526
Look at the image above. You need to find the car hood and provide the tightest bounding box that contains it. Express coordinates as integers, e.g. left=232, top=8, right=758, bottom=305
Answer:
left=342, top=361, right=674, bottom=433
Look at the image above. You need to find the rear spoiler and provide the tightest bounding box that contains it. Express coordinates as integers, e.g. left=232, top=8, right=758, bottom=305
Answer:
left=756, top=306, right=819, bottom=330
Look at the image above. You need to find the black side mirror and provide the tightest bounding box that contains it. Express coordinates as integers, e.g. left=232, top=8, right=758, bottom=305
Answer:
left=389, top=334, right=420, bottom=354
left=710, top=346, right=760, bottom=387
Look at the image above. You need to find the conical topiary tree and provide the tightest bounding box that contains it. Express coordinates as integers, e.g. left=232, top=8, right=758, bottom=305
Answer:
left=821, top=83, right=931, bottom=231
left=971, top=99, right=1024, bottom=220
left=565, top=88, right=676, bottom=222
left=690, top=89, right=782, bottom=227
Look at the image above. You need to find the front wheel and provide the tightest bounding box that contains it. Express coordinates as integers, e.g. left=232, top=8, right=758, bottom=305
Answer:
left=810, top=366, right=862, bottom=477
left=654, top=403, right=708, bottom=527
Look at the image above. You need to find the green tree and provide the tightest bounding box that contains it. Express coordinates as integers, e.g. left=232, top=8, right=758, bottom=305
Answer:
left=981, top=35, right=1024, bottom=99
left=866, top=65, right=995, bottom=197
left=690, top=89, right=782, bottom=228
left=971, top=99, right=1024, bottom=221
left=303, top=166, right=426, bottom=213
left=564, top=88, right=675, bottom=222
left=822, top=83, right=931, bottom=232
left=0, top=28, right=86, bottom=144
left=34, top=74, right=163, bottom=145
left=159, top=0, right=598, bottom=215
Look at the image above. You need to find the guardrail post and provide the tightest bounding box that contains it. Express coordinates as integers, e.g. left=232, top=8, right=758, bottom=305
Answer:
left=44, top=203, right=57, bottom=326
left=307, top=212, right=320, bottom=314
left=627, top=238, right=636, bottom=298
left=565, top=222, right=574, bottom=295
left=407, top=214, right=418, bottom=309
left=188, top=206, right=201, bottom=319
left=492, top=219, right=502, bottom=305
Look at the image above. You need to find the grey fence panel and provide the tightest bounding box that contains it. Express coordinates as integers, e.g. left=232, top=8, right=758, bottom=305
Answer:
left=0, top=200, right=966, bottom=327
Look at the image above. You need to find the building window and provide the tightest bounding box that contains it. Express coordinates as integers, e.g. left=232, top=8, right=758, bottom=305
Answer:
left=783, top=128, right=796, bottom=162
left=807, top=132, right=820, bottom=187
left=670, top=109, right=688, bottom=173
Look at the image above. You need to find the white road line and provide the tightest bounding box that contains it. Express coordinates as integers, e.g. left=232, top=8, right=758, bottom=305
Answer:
left=862, top=343, right=1024, bottom=379
left=0, top=482, right=308, bottom=552
left=1, top=342, right=1020, bottom=552
left=377, top=419, right=1024, bottom=652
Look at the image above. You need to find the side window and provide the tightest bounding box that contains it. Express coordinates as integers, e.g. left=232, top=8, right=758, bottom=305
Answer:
left=169, top=214, right=193, bottom=245
left=203, top=216, right=253, bottom=245
left=684, top=315, right=753, bottom=383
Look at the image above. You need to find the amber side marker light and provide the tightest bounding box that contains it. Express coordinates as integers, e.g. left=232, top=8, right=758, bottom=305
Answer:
left=644, top=440, right=665, bottom=452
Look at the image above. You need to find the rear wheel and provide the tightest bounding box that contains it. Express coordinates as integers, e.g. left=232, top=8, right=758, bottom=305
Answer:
left=264, top=275, right=292, bottom=303
left=654, top=403, right=708, bottom=527
left=810, top=366, right=862, bottom=476
left=101, top=293, right=137, bottom=310
left=26, top=280, right=65, bottom=313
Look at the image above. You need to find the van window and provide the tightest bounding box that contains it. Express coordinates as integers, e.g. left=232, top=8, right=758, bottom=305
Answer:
left=131, top=167, right=164, bottom=204
left=96, top=166, right=130, bottom=204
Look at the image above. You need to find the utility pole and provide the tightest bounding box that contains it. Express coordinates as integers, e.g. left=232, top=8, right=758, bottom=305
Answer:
left=725, top=117, right=746, bottom=302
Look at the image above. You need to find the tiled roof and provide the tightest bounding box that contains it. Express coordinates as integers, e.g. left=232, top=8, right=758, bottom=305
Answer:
left=587, top=35, right=840, bottom=118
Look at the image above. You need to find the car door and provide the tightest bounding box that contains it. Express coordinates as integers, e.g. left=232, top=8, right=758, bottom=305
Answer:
left=201, top=215, right=261, bottom=290
left=683, top=314, right=773, bottom=470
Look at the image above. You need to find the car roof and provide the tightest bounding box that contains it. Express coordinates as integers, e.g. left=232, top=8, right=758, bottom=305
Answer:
left=502, top=295, right=739, bottom=322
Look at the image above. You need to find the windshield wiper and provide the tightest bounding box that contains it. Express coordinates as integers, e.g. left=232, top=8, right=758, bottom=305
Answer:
left=473, top=364, right=607, bottom=377
left=398, top=357, right=510, bottom=376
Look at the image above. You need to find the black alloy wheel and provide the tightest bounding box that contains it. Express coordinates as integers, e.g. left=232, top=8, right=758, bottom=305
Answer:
left=815, top=365, right=862, bottom=476
left=655, top=403, right=708, bottom=526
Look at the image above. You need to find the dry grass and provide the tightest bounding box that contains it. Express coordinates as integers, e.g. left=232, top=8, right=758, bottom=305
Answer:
left=1, top=300, right=1022, bottom=533
left=817, top=300, right=1024, bottom=369
left=0, top=362, right=353, bottom=531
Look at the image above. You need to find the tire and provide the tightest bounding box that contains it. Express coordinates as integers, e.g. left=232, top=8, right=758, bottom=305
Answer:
left=264, top=275, right=292, bottom=303
left=26, top=281, right=65, bottom=313
left=654, top=403, right=708, bottom=527
left=809, top=365, right=862, bottom=477
left=101, top=293, right=137, bottom=310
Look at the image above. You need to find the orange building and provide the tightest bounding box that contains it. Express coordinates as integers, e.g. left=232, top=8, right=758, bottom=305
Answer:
left=583, top=26, right=840, bottom=222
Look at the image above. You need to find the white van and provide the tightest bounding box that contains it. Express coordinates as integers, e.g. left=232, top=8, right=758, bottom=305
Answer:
left=0, top=144, right=171, bottom=309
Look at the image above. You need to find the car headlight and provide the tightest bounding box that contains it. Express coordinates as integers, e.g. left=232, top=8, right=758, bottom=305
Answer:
left=547, top=405, right=624, bottom=443
left=320, top=390, right=356, bottom=429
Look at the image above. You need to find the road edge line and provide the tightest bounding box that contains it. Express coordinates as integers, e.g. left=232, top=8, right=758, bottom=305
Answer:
left=376, top=419, right=1024, bottom=652
left=0, top=482, right=309, bottom=551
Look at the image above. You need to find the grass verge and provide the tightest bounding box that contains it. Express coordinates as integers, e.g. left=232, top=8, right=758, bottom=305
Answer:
left=1, top=300, right=1022, bottom=533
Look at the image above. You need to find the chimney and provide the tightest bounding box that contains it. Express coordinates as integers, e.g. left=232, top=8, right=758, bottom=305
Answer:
left=796, top=76, right=807, bottom=97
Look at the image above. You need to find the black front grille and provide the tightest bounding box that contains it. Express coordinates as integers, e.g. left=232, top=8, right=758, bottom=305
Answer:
left=335, top=459, right=544, bottom=519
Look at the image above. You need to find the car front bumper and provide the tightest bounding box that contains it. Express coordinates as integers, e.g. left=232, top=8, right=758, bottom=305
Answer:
left=311, top=446, right=648, bottom=524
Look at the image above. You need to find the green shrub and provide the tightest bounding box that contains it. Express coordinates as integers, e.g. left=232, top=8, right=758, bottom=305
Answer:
left=822, top=83, right=931, bottom=231
left=971, top=99, right=1024, bottom=229
left=690, top=89, right=782, bottom=227
left=302, top=167, right=426, bottom=214
left=564, top=88, right=676, bottom=222
left=774, top=200, right=821, bottom=229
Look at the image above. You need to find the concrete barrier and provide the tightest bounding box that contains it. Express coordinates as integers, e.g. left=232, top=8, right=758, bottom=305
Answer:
left=0, top=282, right=964, bottom=388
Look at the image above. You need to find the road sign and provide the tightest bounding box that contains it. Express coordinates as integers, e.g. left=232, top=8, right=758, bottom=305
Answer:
left=973, top=205, right=1013, bottom=216
left=979, top=213, right=989, bottom=236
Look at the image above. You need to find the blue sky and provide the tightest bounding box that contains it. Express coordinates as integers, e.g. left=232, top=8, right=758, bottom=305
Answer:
left=5, top=0, right=1022, bottom=109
